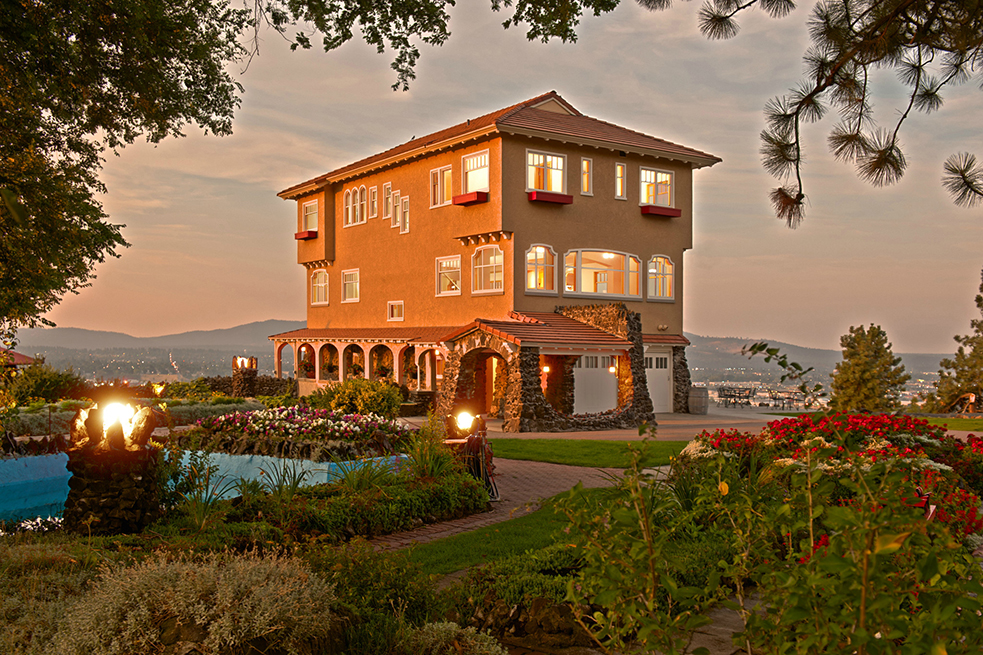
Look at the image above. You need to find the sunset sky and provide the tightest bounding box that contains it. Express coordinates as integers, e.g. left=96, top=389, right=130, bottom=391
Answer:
left=39, top=2, right=982, bottom=354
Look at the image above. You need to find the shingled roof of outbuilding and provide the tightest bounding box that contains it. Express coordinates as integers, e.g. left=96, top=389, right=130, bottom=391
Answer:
left=278, top=91, right=720, bottom=199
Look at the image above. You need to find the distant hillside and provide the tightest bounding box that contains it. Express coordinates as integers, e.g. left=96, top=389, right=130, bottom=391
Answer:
left=15, top=319, right=306, bottom=351
left=684, top=332, right=946, bottom=382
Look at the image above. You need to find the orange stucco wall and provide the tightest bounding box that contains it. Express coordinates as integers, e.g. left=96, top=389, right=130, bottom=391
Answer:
left=300, top=136, right=515, bottom=328
left=500, top=136, right=690, bottom=335
left=290, top=133, right=696, bottom=335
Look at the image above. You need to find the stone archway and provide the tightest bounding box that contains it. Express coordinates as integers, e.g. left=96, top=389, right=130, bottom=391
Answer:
left=342, top=344, right=366, bottom=380
left=437, top=332, right=519, bottom=429
left=297, top=344, right=315, bottom=379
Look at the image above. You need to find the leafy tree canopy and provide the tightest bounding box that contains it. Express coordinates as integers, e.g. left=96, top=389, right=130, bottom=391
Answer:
left=923, top=269, right=983, bottom=412
left=829, top=323, right=910, bottom=411
left=4, top=0, right=980, bottom=346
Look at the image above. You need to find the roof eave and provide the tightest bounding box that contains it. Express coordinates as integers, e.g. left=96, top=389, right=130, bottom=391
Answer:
left=277, top=125, right=502, bottom=200
left=498, top=125, right=721, bottom=169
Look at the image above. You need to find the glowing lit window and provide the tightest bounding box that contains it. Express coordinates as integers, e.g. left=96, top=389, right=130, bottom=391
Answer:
left=303, top=201, right=318, bottom=231
left=436, top=256, right=461, bottom=296
left=387, top=301, right=404, bottom=322
left=563, top=249, right=641, bottom=298
left=472, top=245, right=504, bottom=294
left=647, top=255, right=674, bottom=301
left=430, top=166, right=453, bottom=207
left=581, top=158, right=592, bottom=195
left=525, top=244, right=556, bottom=293
left=464, top=152, right=489, bottom=193
left=615, top=163, right=626, bottom=200
left=311, top=270, right=328, bottom=305
left=342, top=269, right=359, bottom=303
left=641, top=168, right=673, bottom=207
left=527, top=151, right=565, bottom=193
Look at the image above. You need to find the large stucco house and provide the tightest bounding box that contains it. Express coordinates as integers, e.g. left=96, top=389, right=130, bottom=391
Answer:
left=269, top=92, right=719, bottom=432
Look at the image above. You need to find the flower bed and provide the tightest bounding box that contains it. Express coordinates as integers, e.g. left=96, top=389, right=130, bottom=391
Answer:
left=679, top=412, right=983, bottom=539
left=177, top=406, right=413, bottom=461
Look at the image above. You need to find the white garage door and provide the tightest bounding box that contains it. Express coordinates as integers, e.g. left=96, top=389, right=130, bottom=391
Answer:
left=645, top=352, right=672, bottom=413
left=573, top=355, right=618, bottom=414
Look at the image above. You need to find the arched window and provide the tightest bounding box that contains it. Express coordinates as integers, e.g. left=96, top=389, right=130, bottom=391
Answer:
left=358, top=185, right=367, bottom=223
left=647, top=256, right=674, bottom=301
left=472, top=245, right=504, bottom=294
left=563, top=249, right=641, bottom=298
left=343, top=190, right=353, bottom=226
left=525, top=244, right=556, bottom=293
left=311, top=270, right=329, bottom=305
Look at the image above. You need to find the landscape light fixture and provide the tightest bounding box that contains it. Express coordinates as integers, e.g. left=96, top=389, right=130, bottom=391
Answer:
left=608, top=365, right=617, bottom=374
left=455, top=411, right=476, bottom=433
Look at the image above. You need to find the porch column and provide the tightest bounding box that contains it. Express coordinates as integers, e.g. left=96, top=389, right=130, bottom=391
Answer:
left=337, top=342, right=348, bottom=381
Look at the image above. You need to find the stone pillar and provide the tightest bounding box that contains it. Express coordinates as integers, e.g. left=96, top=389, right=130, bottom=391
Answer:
left=64, top=449, right=161, bottom=535
left=63, top=406, right=160, bottom=535
left=673, top=345, right=693, bottom=413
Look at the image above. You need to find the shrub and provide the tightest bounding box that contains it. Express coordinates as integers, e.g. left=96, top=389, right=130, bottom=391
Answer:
left=302, top=538, right=440, bottom=652
left=403, top=622, right=508, bottom=655
left=328, top=378, right=402, bottom=419
left=161, top=378, right=213, bottom=400
left=49, top=551, right=339, bottom=655
left=7, top=358, right=89, bottom=404
left=303, top=384, right=338, bottom=409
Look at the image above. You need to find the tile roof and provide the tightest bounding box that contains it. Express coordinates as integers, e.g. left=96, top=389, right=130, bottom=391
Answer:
left=441, top=312, right=632, bottom=349
left=278, top=91, right=719, bottom=198
left=1, top=349, right=35, bottom=366
left=498, top=107, right=720, bottom=166
left=268, top=326, right=460, bottom=344
left=642, top=334, right=691, bottom=346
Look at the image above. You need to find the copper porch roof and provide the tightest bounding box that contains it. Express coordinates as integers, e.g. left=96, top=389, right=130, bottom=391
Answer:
left=278, top=91, right=720, bottom=198
left=268, top=326, right=459, bottom=344
left=440, top=312, right=633, bottom=349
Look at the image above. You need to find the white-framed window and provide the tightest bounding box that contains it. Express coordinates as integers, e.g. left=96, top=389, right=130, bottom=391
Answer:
left=615, top=163, right=627, bottom=200
left=472, top=245, right=504, bottom=294
left=399, top=196, right=410, bottom=234
left=640, top=168, right=673, bottom=207
left=368, top=186, right=378, bottom=218
left=526, top=150, right=565, bottom=193
left=302, top=200, right=318, bottom=231
left=343, top=190, right=353, bottom=226
left=464, top=151, right=490, bottom=193
left=581, top=158, right=592, bottom=196
left=387, top=300, right=404, bottom=322
left=390, top=190, right=401, bottom=228
left=342, top=269, right=360, bottom=303
left=382, top=183, right=392, bottom=220
left=311, top=270, right=328, bottom=305
left=563, top=249, right=642, bottom=298
left=436, top=256, right=462, bottom=296
left=525, top=244, right=556, bottom=294
left=358, top=185, right=367, bottom=220
left=647, top=255, right=675, bottom=301
left=430, top=166, right=453, bottom=207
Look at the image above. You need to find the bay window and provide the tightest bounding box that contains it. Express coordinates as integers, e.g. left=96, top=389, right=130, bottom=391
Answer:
left=563, top=249, right=641, bottom=298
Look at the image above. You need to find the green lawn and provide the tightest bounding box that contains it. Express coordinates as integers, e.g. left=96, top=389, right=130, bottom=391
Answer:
left=408, top=488, right=610, bottom=575
left=489, top=438, right=687, bottom=468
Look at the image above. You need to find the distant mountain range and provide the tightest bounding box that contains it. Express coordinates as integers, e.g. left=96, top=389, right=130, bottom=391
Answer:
left=12, top=321, right=947, bottom=382
left=15, top=320, right=306, bottom=351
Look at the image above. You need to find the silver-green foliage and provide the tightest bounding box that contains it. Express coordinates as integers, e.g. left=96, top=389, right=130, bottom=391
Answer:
left=404, top=621, right=508, bottom=655
left=48, top=551, right=337, bottom=655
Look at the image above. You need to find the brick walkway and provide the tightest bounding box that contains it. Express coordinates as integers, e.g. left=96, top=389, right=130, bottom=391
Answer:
left=369, top=458, right=624, bottom=551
